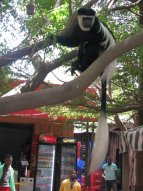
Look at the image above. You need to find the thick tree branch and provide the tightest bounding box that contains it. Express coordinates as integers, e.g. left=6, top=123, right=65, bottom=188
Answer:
left=0, top=31, right=143, bottom=115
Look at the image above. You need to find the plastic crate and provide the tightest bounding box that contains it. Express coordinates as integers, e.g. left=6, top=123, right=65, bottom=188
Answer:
left=91, top=185, right=102, bottom=191
left=90, top=170, right=102, bottom=187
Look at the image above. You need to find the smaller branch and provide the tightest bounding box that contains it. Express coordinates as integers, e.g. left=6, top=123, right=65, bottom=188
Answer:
left=107, top=0, right=118, bottom=9
left=30, top=54, right=44, bottom=71
left=129, top=8, right=142, bottom=17
left=66, top=100, right=142, bottom=114
left=69, top=0, right=72, bottom=17
left=114, top=114, right=126, bottom=130
left=82, top=102, right=141, bottom=114
left=0, top=36, right=53, bottom=68
left=109, top=0, right=142, bottom=12
left=54, top=0, right=62, bottom=8
left=83, top=0, right=100, bottom=8
left=21, top=50, right=77, bottom=92
left=51, top=71, right=68, bottom=83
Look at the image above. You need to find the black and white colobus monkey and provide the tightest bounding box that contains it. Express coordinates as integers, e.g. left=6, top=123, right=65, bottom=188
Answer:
left=54, top=8, right=117, bottom=173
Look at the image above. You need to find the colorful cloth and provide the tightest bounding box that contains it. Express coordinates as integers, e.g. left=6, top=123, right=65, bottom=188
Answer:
left=0, top=165, right=15, bottom=191
left=0, top=187, right=11, bottom=191
left=59, top=179, right=81, bottom=191
left=0, top=165, right=11, bottom=187
left=120, top=128, right=143, bottom=153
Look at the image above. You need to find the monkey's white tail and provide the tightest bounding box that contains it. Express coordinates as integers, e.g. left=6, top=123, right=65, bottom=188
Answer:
left=89, top=112, right=109, bottom=174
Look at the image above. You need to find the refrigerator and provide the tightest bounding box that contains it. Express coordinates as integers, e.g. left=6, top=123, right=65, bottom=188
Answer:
left=34, top=135, right=57, bottom=191
left=54, top=137, right=77, bottom=191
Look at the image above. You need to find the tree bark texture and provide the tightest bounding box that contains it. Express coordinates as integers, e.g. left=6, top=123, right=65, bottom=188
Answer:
left=134, top=2, right=143, bottom=189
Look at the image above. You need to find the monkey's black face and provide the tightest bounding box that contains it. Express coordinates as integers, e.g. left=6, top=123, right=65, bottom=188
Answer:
left=82, top=17, right=93, bottom=28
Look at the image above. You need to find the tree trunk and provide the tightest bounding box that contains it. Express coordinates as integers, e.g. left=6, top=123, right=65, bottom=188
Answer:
left=131, top=3, right=143, bottom=190
left=135, top=109, right=143, bottom=190
left=134, top=152, right=143, bottom=191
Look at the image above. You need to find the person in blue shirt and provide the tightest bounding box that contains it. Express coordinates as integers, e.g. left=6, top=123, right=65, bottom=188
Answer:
left=102, top=156, right=117, bottom=191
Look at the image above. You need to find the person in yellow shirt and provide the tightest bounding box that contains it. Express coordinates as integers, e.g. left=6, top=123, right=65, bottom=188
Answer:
left=59, top=170, right=81, bottom=191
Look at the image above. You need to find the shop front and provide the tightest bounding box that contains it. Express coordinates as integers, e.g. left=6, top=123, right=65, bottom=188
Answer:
left=0, top=109, right=74, bottom=191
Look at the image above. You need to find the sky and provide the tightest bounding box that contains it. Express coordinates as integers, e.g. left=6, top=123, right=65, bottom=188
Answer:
left=45, top=66, right=74, bottom=84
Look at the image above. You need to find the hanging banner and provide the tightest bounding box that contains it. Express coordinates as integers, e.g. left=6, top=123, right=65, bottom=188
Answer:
left=120, top=127, right=143, bottom=153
